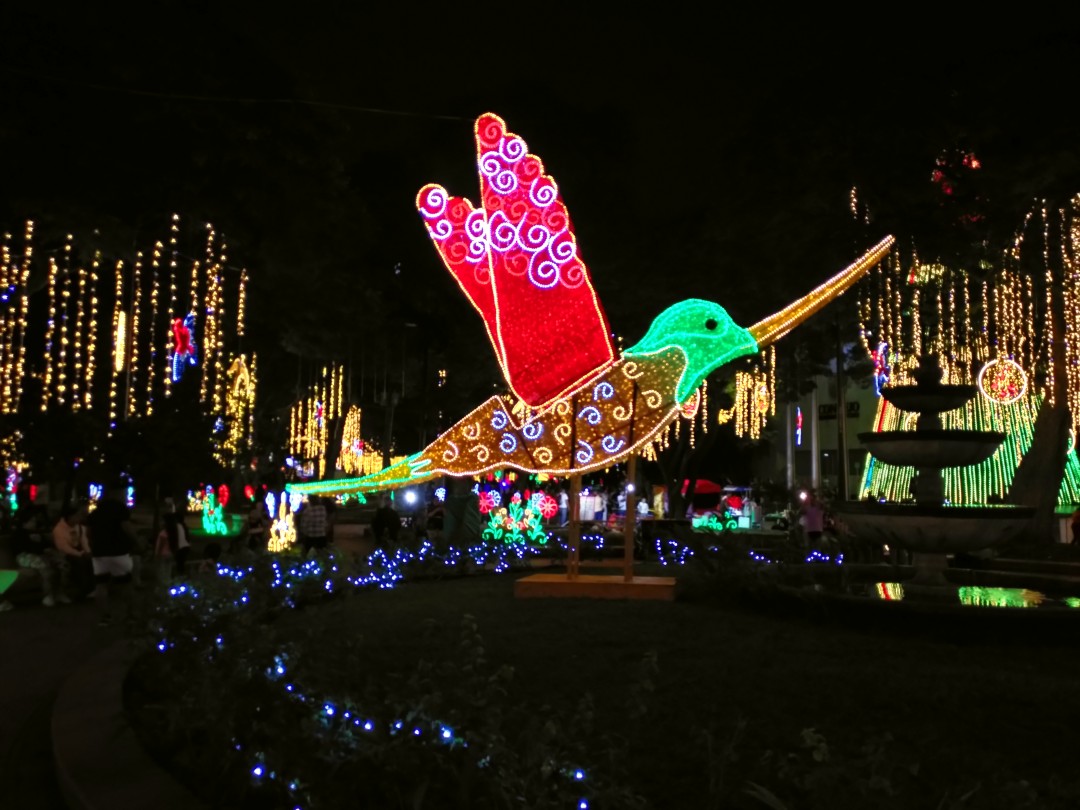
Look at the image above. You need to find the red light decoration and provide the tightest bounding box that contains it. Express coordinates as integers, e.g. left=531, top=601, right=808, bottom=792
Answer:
left=978, top=358, right=1028, bottom=405
left=417, top=113, right=615, bottom=409
left=538, top=493, right=558, bottom=519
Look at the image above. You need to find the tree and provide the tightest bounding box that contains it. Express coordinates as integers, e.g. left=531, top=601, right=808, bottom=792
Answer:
left=105, top=376, right=222, bottom=515
left=4, top=407, right=109, bottom=506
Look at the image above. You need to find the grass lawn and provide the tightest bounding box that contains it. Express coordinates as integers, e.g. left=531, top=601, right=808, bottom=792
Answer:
left=183, top=562, right=1076, bottom=809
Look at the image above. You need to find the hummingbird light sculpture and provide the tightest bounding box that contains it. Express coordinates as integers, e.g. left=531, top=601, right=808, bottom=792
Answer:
left=290, top=114, right=893, bottom=498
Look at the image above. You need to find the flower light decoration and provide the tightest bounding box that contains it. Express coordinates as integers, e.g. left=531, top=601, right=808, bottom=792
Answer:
left=481, top=492, right=548, bottom=545
left=287, top=113, right=892, bottom=500
left=477, top=490, right=498, bottom=514
left=691, top=509, right=738, bottom=533
left=201, top=486, right=229, bottom=536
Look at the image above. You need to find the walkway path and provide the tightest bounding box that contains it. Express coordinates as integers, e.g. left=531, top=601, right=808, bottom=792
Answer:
left=0, top=598, right=124, bottom=808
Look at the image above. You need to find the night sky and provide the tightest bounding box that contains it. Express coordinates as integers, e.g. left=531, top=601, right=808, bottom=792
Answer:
left=3, top=7, right=1077, bottom=439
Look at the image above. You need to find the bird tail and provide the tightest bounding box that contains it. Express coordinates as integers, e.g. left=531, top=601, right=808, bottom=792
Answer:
left=285, top=453, right=435, bottom=499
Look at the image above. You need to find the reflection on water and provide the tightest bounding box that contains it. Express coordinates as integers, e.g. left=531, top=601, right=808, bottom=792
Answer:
left=872, top=584, right=1080, bottom=609
left=958, top=587, right=1044, bottom=608
left=875, top=582, right=904, bottom=601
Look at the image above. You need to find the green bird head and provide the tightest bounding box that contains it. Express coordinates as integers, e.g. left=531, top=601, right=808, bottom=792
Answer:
left=626, top=299, right=757, bottom=403
left=624, top=236, right=897, bottom=404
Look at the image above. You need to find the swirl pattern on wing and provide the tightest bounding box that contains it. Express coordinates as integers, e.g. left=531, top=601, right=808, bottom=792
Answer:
left=471, top=113, right=615, bottom=407
left=578, top=406, right=602, bottom=425
left=318, top=349, right=691, bottom=492
left=415, top=184, right=501, bottom=365
left=643, top=390, right=663, bottom=409
left=593, top=381, right=614, bottom=401
left=576, top=440, right=594, bottom=465
left=522, top=421, right=544, bottom=441
left=499, top=433, right=518, bottom=454
left=601, top=435, right=626, bottom=454
left=554, top=423, right=572, bottom=445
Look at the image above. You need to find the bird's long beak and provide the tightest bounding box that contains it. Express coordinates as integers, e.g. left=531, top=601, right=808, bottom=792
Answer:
left=748, top=235, right=895, bottom=348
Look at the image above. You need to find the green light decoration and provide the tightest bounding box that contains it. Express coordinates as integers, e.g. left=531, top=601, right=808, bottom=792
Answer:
left=691, top=509, right=738, bottom=533
left=1065, top=597, right=1080, bottom=609
left=201, top=493, right=229, bottom=536
left=481, top=495, right=548, bottom=546
left=957, top=586, right=1045, bottom=608
left=335, top=492, right=367, bottom=507
left=0, top=569, right=17, bottom=596
left=625, top=299, right=758, bottom=403
left=862, top=392, right=1080, bottom=506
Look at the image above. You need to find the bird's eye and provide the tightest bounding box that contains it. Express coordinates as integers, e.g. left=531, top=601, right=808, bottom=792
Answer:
left=705, top=318, right=718, bottom=331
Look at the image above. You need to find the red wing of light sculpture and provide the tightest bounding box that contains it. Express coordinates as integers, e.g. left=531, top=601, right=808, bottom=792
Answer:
left=417, top=113, right=616, bottom=409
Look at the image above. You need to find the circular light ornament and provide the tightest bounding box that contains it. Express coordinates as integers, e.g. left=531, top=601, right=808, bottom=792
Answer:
left=978, top=358, right=1027, bottom=405
left=754, top=383, right=770, bottom=414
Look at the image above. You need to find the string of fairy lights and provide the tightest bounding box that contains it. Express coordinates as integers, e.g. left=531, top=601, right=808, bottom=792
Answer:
left=0, top=217, right=256, bottom=468
left=332, top=405, right=406, bottom=477
left=641, top=346, right=776, bottom=461
left=288, top=364, right=345, bottom=480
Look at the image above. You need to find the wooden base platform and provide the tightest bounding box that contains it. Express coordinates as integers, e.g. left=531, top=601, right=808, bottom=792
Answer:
left=514, top=573, right=677, bottom=601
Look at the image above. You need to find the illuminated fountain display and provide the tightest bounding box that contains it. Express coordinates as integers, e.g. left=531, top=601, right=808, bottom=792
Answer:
left=835, top=355, right=1037, bottom=587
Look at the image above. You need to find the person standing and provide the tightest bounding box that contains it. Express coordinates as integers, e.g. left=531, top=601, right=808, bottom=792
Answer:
left=800, top=493, right=825, bottom=548
left=156, top=507, right=191, bottom=578
left=296, top=495, right=328, bottom=556
left=51, top=501, right=92, bottom=600
left=86, top=481, right=137, bottom=626
left=246, top=500, right=270, bottom=552
left=557, top=488, right=569, bottom=527
left=371, top=497, right=401, bottom=547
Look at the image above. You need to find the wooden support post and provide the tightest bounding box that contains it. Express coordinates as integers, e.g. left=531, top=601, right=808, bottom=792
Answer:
left=567, top=474, right=582, bottom=580
left=623, top=454, right=637, bottom=581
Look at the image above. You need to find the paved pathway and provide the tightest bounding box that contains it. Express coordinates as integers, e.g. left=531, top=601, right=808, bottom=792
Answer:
left=0, top=596, right=124, bottom=808
left=0, top=531, right=373, bottom=808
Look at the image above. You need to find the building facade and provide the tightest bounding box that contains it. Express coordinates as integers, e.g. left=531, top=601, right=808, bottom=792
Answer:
left=776, top=373, right=879, bottom=499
